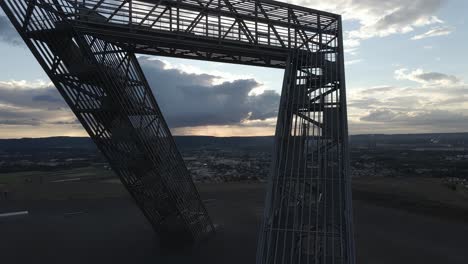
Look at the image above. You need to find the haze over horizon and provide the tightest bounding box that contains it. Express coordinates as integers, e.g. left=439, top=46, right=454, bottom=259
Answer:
left=0, top=0, right=467, bottom=138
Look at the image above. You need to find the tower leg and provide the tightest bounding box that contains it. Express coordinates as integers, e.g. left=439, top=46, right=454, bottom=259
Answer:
left=257, top=47, right=354, bottom=264
left=0, top=0, right=214, bottom=247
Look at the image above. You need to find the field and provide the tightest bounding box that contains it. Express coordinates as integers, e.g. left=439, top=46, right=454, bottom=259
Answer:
left=0, top=166, right=120, bottom=200
left=1, top=169, right=468, bottom=263
left=353, top=176, right=468, bottom=221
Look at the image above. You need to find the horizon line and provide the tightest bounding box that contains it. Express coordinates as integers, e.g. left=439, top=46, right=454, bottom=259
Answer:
left=2, top=131, right=468, bottom=140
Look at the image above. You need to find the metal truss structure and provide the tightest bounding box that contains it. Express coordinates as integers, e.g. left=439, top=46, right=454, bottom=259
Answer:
left=1, top=0, right=355, bottom=262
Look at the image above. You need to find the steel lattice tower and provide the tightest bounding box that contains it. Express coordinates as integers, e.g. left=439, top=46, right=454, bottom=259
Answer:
left=1, top=0, right=355, bottom=262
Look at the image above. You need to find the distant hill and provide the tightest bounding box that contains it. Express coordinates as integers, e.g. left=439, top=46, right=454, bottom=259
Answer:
left=0, top=136, right=275, bottom=152
left=350, top=133, right=468, bottom=148
left=0, top=137, right=95, bottom=151
left=1, top=133, right=468, bottom=152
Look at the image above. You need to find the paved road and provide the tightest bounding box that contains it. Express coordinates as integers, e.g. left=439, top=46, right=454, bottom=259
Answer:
left=1, top=183, right=467, bottom=264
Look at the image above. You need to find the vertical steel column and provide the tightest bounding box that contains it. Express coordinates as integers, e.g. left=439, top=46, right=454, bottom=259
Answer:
left=257, top=19, right=354, bottom=264
left=337, top=16, right=356, bottom=264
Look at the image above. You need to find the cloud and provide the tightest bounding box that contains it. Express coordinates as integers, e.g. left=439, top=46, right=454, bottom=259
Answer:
left=50, top=119, right=80, bottom=125
left=0, top=118, right=41, bottom=126
left=0, top=15, right=23, bottom=46
left=360, top=109, right=398, bottom=122
left=32, top=94, right=64, bottom=103
left=395, top=68, right=460, bottom=85
left=348, top=97, right=382, bottom=109
left=360, top=109, right=468, bottom=129
left=2, top=57, right=467, bottom=137
left=411, top=26, right=453, bottom=40
left=0, top=58, right=281, bottom=137
left=348, top=68, right=468, bottom=134
left=0, top=80, right=65, bottom=109
left=345, top=59, right=362, bottom=66
left=360, top=86, right=398, bottom=94
left=0, top=80, right=75, bottom=127
left=370, top=2, right=443, bottom=32
left=139, top=57, right=280, bottom=128
left=290, top=0, right=447, bottom=49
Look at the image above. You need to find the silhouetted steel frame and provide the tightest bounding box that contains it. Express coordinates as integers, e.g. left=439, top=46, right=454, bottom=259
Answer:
left=0, top=0, right=355, bottom=262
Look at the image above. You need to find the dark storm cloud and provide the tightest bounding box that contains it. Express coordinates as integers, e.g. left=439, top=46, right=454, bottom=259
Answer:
left=0, top=82, right=71, bottom=126
left=0, top=104, right=49, bottom=126
left=248, top=90, right=280, bottom=120
left=0, top=58, right=280, bottom=128
left=0, top=15, right=23, bottom=46
left=139, top=57, right=280, bottom=128
left=0, top=83, right=66, bottom=109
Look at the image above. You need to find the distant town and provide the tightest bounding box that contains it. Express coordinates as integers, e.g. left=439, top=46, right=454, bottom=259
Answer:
left=1, top=134, right=468, bottom=192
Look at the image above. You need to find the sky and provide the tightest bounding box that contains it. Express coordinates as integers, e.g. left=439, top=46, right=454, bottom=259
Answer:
left=0, top=0, right=467, bottom=138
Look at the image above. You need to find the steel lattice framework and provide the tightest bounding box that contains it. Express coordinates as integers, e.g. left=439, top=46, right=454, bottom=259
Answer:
left=1, top=0, right=355, bottom=263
